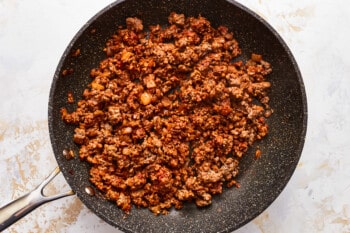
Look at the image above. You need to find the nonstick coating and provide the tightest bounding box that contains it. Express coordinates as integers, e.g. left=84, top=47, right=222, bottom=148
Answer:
left=48, top=0, right=307, bottom=232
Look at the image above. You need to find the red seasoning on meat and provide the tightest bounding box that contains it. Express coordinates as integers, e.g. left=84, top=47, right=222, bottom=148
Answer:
left=61, top=13, right=273, bottom=215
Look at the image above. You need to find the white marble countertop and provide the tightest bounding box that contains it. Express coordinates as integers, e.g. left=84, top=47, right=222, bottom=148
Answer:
left=1, top=0, right=349, bottom=232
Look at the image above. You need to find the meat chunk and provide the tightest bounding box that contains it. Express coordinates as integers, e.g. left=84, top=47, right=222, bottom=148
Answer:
left=168, top=12, right=185, bottom=26
left=126, top=17, right=144, bottom=32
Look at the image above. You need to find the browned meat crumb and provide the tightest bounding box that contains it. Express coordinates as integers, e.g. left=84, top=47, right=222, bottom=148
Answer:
left=255, top=149, right=262, bottom=159
left=61, top=68, right=74, bottom=76
left=61, top=12, right=272, bottom=215
left=71, top=48, right=81, bottom=57
left=63, top=148, right=75, bottom=160
left=67, top=91, right=74, bottom=103
left=126, top=17, right=144, bottom=32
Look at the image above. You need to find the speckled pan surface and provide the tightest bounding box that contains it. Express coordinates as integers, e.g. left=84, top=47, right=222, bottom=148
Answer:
left=48, top=0, right=307, bottom=232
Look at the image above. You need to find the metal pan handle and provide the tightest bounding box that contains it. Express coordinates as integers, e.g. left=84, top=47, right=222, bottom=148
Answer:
left=0, top=167, right=75, bottom=231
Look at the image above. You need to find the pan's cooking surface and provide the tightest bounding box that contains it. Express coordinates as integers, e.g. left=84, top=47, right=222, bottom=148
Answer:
left=48, top=0, right=307, bottom=232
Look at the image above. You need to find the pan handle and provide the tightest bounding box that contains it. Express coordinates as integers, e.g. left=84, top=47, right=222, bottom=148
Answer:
left=0, top=167, right=75, bottom=231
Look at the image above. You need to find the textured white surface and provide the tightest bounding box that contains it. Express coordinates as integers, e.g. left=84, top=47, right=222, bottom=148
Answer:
left=1, top=0, right=350, bottom=232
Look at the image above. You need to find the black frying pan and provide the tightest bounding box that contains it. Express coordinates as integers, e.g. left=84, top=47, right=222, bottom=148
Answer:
left=0, top=0, right=307, bottom=232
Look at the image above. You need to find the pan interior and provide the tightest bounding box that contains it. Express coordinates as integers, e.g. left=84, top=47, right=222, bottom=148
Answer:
left=48, top=0, right=307, bottom=232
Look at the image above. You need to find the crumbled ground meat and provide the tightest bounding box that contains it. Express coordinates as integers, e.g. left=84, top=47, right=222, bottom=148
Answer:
left=61, top=13, right=272, bottom=215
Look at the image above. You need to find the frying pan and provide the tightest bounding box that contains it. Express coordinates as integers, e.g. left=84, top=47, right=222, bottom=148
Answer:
left=0, top=0, right=307, bottom=232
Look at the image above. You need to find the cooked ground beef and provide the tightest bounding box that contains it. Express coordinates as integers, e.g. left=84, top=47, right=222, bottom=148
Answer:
left=61, top=12, right=272, bottom=215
